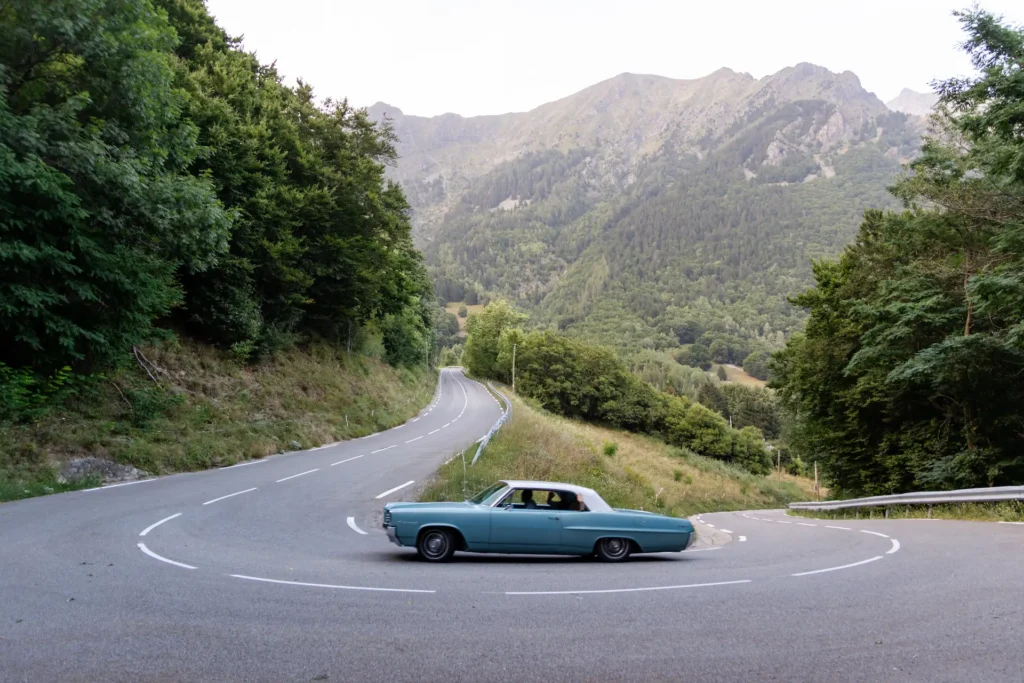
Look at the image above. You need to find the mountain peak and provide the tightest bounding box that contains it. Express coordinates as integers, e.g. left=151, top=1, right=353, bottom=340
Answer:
left=886, top=88, right=938, bottom=116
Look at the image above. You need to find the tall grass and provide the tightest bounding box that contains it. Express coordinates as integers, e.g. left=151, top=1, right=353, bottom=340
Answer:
left=791, top=501, right=1024, bottom=523
left=1, top=339, right=435, bottom=501
left=420, top=394, right=815, bottom=516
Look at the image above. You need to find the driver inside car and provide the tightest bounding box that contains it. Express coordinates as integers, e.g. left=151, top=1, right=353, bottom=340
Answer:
left=521, top=489, right=537, bottom=509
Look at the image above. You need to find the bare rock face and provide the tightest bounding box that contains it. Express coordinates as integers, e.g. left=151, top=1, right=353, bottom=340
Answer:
left=58, top=457, right=149, bottom=485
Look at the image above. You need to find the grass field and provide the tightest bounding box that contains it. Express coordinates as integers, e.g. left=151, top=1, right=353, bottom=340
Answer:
left=444, top=302, right=486, bottom=337
left=718, top=363, right=767, bottom=388
left=0, top=340, right=435, bottom=502
left=420, top=391, right=816, bottom=516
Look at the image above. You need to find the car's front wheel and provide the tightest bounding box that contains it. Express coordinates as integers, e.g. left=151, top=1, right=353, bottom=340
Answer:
left=595, top=537, right=632, bottom=562
left=417, top=528, right=456, bottom=562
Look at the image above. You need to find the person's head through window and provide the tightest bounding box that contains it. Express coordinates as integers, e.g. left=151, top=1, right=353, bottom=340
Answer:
left=521, top=489, right=536, bottom=508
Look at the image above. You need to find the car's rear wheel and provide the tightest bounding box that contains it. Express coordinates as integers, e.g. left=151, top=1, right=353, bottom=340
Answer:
left=417, top=528, right=456, bottom=562
left=595, top=537, right=632, bottom=562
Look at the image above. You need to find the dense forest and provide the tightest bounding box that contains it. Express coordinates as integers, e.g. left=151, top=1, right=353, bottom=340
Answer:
left=0, top=0, right=437, bottom=419
left=772, top=9, right=1024, bottom=495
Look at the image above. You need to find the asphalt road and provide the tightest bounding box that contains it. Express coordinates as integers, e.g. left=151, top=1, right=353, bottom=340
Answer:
left=2, top=367, right=1022, bottom=682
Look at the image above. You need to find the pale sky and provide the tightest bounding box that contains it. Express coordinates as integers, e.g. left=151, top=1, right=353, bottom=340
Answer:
left=205, top=0, right=1024, bottom=118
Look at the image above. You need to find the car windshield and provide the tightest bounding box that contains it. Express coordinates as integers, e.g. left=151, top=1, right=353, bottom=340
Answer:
left=467, top=482, right=508, bottom=505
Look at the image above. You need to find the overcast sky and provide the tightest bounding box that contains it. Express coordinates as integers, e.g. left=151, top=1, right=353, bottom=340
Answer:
left=205, top=0, right=1024, bottom=118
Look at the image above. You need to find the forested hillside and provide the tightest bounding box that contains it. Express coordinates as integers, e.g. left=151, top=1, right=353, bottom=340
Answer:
left=371, top=63, right=925, bottom=376
left=0, top=0, right=442, bottom=495
left=772, top=9, right=1024, bottom=495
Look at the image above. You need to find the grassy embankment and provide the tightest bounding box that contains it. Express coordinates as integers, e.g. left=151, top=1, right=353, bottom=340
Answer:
left=444, top=302, right=485, bottom=338
left=0, top=340, right=435, bottom=502
left=790, top=503, right=1024, bottom=523
left=420, top=391, right=815, bottom=516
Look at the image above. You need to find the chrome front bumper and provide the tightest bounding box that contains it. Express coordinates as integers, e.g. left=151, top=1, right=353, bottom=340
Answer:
left=385, top=525, right=401, bottom=546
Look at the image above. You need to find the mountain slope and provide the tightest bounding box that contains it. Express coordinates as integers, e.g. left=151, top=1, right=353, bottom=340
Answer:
left=886, top=88, right=938, bottom=116
left=370, top=64, right=924, bottom=356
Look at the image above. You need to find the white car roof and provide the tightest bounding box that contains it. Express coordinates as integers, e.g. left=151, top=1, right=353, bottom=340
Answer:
left=498, top=480, right=612, bottom=512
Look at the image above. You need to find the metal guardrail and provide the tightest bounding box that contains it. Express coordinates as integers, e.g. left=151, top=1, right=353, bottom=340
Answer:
left=471, top=382, right=512, bottom=465
left=790, top=485, right=1024, bottom=513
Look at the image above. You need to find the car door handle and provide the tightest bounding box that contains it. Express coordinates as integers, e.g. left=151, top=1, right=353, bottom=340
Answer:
left=549, top=516, right=559, bottom=520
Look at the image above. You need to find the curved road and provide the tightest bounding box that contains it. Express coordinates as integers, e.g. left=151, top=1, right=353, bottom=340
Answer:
left=1, top=368, right=1022, bottom=682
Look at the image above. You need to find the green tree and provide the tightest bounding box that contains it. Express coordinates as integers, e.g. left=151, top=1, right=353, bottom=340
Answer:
left=458, top=304, right=468, bottom=318
left=463, top=300, right=527, bottom=378
left=716, top=366, right=728, bottom=381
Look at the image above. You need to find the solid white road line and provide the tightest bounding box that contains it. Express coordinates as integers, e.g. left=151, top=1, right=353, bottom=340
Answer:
left=84, top=479, right=156, bottom=492
left=346, top=517, right=368, bottom=535
left=371, top=445, right=396, bottom=454
left=331, top=455, right=365, bottom=467
left=375, top=480, right=415, bottom=499
left=222, top=459, right=267, bottom=469
left=887, top=539, right=901, bottom=554
left=137, top=542, right=196, bottom=570
left=791, top=556, right=883, bottom=577
left=203, top=488, right=257, bottom=506
left=230, top=574, right=434, bottom=594
left=506, top=579, right=751, bottom=596
left=826, top=525, right=852, bottom=530
left=275, top=468, right=318, bottom=483
left=739, top=536, right=747, bottom=542
left=139, top=513, right=182, bottom=537
left=429, top=429, right=440, bottom=435
left=861, top=530, right=889, bottom=538
left=998, top=521, right=1024, bottom=525
left=393, top=425, right=404, bottom=429
left=405, top=436, right=423, bottom=443
left=797, top=522, right=818, bottom=527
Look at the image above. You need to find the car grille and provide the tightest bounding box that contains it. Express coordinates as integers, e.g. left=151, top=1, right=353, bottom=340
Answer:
left=383, top=509, right=392, bottom=526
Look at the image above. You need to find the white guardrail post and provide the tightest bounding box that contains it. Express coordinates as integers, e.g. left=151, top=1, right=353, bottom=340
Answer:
left=471, top=383, right=512, bottom=465
left=789, top=485, right=1024, bottom=512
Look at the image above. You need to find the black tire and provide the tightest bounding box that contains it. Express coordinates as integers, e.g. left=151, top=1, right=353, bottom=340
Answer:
left=417, top=528, right=456, bottom=562
left=594, top=537, right=632, bottom=562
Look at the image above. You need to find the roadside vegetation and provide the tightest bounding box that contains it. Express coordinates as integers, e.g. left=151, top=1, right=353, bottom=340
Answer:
left=0, top=340, right=435, bottom=502
left=420, top=393, right=815, bottom=517
left=790, top=502, right=1024, bottom=524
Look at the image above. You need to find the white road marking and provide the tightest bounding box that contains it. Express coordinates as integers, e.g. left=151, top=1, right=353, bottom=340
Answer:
left=346, top=517, right=368, bottom=535
left=739, top=536, right=747, bottom=542
left=275, top=468, right=318, bottom=483
left=374, top=480, right=415, bottom=499
left=137, top=542, right=196, bottom=569
left=442, top=423, right=451, bottom=429
left=139, top=513, right=182, bottom=537
left=791, top=555, right=883, bottom=577
left=84, top=479, right=156, bottom=492
left=887, top=539, right=901, bottom=554
left=797, top=522, right=818, bottom=527
left=506, top=579, right=751, bottom=596
left=362, top=432, right=379, bottom=440
left=720, top=529, right=732, bottom=534
left=998, top=521, right=1024, bottom=525
left=371, top=445, right=396, bottom=454
left=331, top=455, right=365, bottom=467
left=230, top=574, right=434, bottom=594
left=410, top=418, right=419, bottom=422
left=393, top=425, right=404, bottom=429
left=860, top=530, right=889, bottom=538
left=683, top=546, right=723, bottom=553
left=826, top=525, right=852, bottom=530
left=776, top=521, right=792, bottom=524
left=705, top=524, right=715, bottom=528
left=405, top=436, right=423, bottom=443
left=203, top=488, right=257, bottom=506
left=222, top=459, right=267, bottom=469
left=429, top=429, right=440, bottom=435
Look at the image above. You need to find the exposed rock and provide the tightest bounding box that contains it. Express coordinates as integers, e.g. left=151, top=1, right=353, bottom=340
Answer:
left=58, top=457, right=149, bottom=485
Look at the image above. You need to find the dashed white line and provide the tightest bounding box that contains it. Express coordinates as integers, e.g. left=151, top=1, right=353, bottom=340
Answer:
left=371, top=445, right=396, bottom=454
left=797, top=522, right=818, bottom=527
left=826, top=525, right=852, bottom=530
left=738, top=536, right=747, bottom=542
left=860, top=530, right=889, bottom=538
left=331, top=455, right=365, bottom=467
left=887, top=539, right=901, bottom=554
left=137, top=542, right=196, bottom=569
left=505, top=579, right=751, bottom=596
left=405, top=436, right=423, bottom=443
left=85, top=479, right=157, bottom=492
left=442, top=423, right=451, bottom=429
left=221, top=459, right=267, bottom=469
left=429, top=429, right=440, bottom=435
left=720, top=529, right=732, bottom=534
left=776, top=521, right=792, bottom=524
left=230, top=574, right=434, bottom=594
left=346, top=517, right=368, bottom=535
left=203, top=488, right=257, bottom=506
left=275, top=468, right=318, bottom=483
left=139, top=513, right=182, bottom=537
left=705, top=524, right=715, bottom=528
left=374, top=480, right=415, bottom=499
left=791, top=556, right=883, bottom=577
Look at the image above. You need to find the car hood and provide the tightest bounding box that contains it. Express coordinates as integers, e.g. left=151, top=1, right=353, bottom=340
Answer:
left=384, top=501, right=476, bottom=512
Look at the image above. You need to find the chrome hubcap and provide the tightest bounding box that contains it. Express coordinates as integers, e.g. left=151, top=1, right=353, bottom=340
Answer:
left=423, top=532, right=447, bottom=557
left=603, top=538, right=627, bottom=557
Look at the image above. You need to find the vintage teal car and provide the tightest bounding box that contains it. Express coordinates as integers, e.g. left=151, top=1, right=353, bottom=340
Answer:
left=382, top=479, right=696, bottom=562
